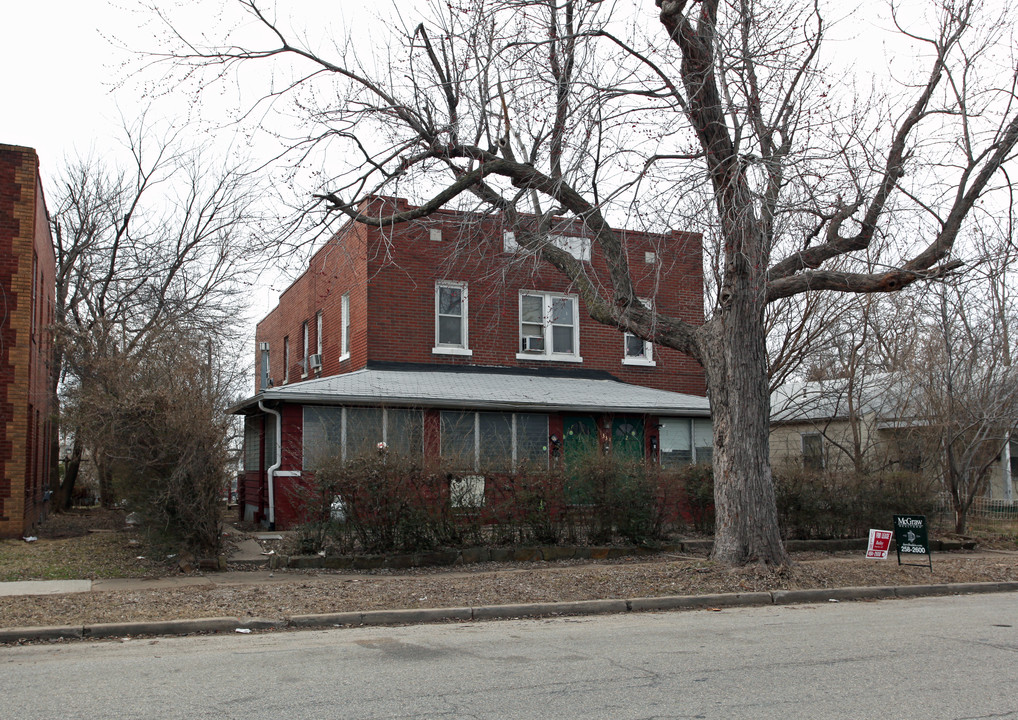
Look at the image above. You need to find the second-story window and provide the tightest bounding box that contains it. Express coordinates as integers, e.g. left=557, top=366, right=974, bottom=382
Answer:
left=623, top=298, right=656, bottom=367
left=340, top=293, right=350, bottom=361
left=283, top=336, right=290, bottom=383
left=433, top=282, right=471, bottom=355
left=301, top=321, right=309, bottom=377
left=518, top=291, right=581, bottom=362
left=316, top=311, right=323, bottom=357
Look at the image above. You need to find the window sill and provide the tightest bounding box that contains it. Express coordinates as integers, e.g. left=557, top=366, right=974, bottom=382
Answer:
left=339, top=353, right=350, bottom=362
left=516, top=353, right=583, bottom=363
left=432, top=347, right=473, bottom=357
left=622, top=358, right=657, bottom=367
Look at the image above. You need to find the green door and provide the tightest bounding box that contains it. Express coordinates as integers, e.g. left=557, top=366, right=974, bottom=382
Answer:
left=612, top=417, right=644, bottom=461
left=563, top=415, right=598, bottom=503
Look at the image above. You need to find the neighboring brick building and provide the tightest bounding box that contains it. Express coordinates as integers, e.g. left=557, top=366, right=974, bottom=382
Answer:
left=231, top=197, right=711, bottom=528
left=0, top=145, right=56, bottom=538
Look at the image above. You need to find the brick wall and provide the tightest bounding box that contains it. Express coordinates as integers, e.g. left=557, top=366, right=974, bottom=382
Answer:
left=255, top=199, right=706, bottom=396
left=0, top=145, right=56, bottom=538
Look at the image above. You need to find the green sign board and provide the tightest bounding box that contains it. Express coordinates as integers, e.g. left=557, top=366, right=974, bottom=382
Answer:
left=893, top=514, right=932, bottom=571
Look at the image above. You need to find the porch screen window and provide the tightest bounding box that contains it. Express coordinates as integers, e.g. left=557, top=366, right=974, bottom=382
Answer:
left=441, top=411, right=476, bottom=469
left=478, top=412, right=513, bottom=472
left=243, top=417, right=260, bottom=472
left=441, top=411, right=549, bottom=471
left=304, top=407, right=423, bottom=466
left=517, top=413, right=549, bottom=470
left=347, top=407, right=384, bottom=458
left=387, top=409, right=424, bottom=456
left=303, top=406, right=343, bottom=467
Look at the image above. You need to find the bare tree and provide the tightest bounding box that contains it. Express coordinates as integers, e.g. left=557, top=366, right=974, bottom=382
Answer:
left=147, top=0, right=1018, bottom=564
left=906, top=268, right=1018, bottom=534
left=50, top=120, right=261, bottom=508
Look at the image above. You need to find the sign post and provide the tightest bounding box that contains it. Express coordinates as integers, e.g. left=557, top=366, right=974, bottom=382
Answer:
left=893, top=514, right=933, bottom=571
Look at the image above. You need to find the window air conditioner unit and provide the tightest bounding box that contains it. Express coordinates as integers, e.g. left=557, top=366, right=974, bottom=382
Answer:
left=522, top=336, right=544, bottom=352
left=258, top=342, right=270, bottom=352
left=308, top=353, right=323, bottom=372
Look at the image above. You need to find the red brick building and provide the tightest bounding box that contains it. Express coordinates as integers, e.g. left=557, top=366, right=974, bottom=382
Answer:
left=231, top=198, right=711, bottom=528
left=0, top=145, right=56, bottom=538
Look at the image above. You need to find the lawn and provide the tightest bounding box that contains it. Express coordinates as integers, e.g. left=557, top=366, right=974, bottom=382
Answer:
left=0, top=509, right=169, bottom=582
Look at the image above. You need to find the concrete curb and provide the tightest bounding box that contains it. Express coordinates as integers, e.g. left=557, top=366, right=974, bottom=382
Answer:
left=3, top=581, right=1016, bottom=644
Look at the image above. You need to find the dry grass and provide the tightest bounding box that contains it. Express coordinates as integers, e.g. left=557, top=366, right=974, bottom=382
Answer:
left=2, top=508, right=1017, bottom=631
left=0, top=508, right=171, bottom=582
left=1, top=551, right=1016, bottom=629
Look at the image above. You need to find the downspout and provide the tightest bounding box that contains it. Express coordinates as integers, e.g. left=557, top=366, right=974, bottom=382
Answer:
left=258, top=400, right=281, bottom=530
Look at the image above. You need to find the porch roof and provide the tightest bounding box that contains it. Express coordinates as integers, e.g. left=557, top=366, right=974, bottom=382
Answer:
left=229, top=366, right=710, bottom=417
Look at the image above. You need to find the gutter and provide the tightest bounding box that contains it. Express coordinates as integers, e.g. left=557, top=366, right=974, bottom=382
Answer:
left=258, top=399, right=281, bottom=530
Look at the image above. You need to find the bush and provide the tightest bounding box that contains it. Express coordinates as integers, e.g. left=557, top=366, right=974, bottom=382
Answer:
left=675, top=463, right=714, bottom=534
left=301, top=450, right=477, bottom=554
left=773, top=465, right=939, bottom=539
left=567, top=451, right=657, bottom=544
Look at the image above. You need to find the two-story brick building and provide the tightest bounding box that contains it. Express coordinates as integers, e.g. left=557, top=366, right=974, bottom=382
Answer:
left=0, top=145, right=56, bottom=538
left=230, top=197, right=712, bottom=528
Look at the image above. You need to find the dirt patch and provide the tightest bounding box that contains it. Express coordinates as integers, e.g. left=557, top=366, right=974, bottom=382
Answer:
left=2, top=550, right=1016, bottom=629
left=34, top=507, right=128, bottom=539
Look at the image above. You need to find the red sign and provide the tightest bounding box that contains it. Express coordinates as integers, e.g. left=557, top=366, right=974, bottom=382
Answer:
left=866, top=529, right=893, bottom=559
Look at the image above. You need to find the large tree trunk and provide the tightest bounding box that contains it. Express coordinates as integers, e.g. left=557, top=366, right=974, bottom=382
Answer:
left=702, top=281, right=789, bottom=566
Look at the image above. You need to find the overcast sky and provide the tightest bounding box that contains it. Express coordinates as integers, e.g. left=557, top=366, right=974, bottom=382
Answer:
left=4, top=1, right=1010, bottom=350
left=3, top=1, right=402, bottom=321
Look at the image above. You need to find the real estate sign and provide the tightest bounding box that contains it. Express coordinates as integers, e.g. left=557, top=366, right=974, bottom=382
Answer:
left=866, top=529, right=893, bottom=559
left=893, top=514, right=932, bottom=570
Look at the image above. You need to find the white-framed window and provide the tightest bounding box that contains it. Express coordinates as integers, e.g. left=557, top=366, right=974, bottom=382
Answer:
left=301, top=320, right=309, bottom=377
left=440, top=411, right=550, bottom=472
left=660, top=418, right=712, bottom=466
left=517, top=291, right=582, bottom=362
left=283, top=336, right=290, bottom=384
left=340, top=293, right=350, bottom=361
left=623, top=298, right=655, bottom=367
left=316, top=311, right=323, bottom=357
left=503, top=231, right=592, bottom=262
left=433, top=282, right=472, bottom=356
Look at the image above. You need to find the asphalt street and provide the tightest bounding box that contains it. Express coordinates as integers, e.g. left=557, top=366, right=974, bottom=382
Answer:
left=2, top=593, right=1016, bottom=719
